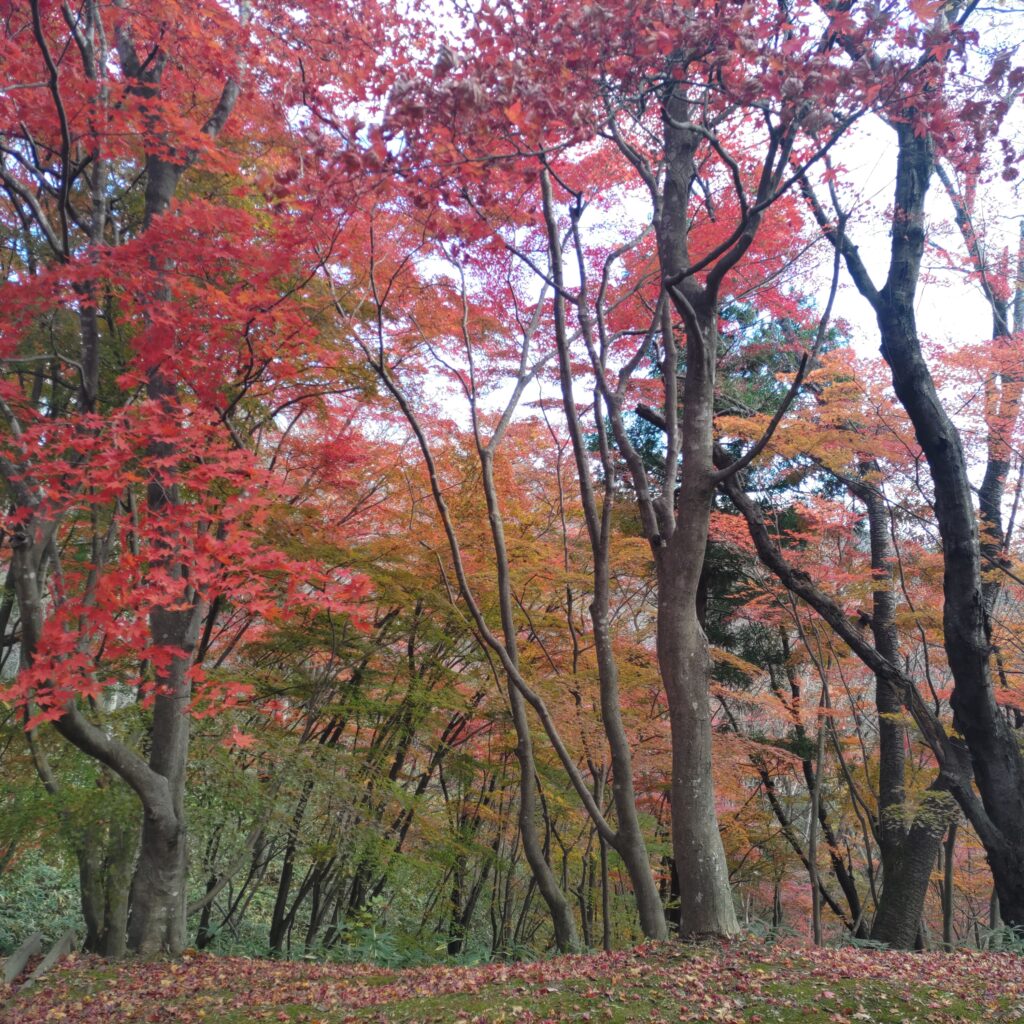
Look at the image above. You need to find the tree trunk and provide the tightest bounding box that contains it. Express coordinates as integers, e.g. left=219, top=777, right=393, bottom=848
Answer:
left=479, top=448, right=579, bottom=952
left=871, top=812, right=944, bottom=951
left=942, top=823, right=958, bottom=951
left=863, top=125, right=1024, bottom=927
left=809, top=702, right=826, bottom=946
left=78, top=810, right=137, bottom=958
left=508, top=685, right=579, bottom=951
left=448, top=864, right=467, bottom=956
left=599, top=824, right=611, bottom=952
left=587, top=603, right=668, bottom=940
left=127, top=812, right=188, bottom=954
left=860, top=485, right=946, bottom=949
left=269, top=780, right=313, bottom=953
left=989, top=889, right=1002, bottom=949
left=656, top=547, right=738, bottom=938
left=650, top=81, right=740, bottom=939
left=543, top=170, right=667, bottom=941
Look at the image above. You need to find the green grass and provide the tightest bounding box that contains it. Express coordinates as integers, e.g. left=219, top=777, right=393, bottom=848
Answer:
left=4, top=941, right=1022, bottom=1023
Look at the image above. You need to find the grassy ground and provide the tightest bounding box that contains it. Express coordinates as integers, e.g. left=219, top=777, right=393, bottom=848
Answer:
left=3, top=941, right=1023, bottom=1023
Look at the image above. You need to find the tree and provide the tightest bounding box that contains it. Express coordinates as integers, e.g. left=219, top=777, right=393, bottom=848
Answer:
left=0, top=0, right=378, bottom=953
left=803, top=1, right=1024, bottom=929
left=382, top=0, right=977, bottom=939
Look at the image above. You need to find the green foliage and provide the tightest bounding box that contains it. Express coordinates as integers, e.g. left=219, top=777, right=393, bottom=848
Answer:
left=0, top=858, right=81, bottom=955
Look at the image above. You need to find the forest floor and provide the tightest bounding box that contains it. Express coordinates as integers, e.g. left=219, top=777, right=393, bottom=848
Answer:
left=3, top=940, right=1023, bottom=1024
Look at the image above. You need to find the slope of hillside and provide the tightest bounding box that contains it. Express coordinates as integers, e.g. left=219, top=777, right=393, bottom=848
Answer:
left=4, top=941, right=1023, bottom=1024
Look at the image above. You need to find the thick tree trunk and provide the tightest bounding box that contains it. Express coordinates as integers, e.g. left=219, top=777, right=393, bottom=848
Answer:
left=871, top=813, right=944, bottom=951
left=866, top=127, right=1024, bottom=927
left=723, top=470, right=943, bottom=947
left=656, top=547, right=738, bottom=938
left=122, top=137, right=193, bottom=951
left=126, top=596, right=194, bottom=958
left=127, top=813, right=188, bottom=954
left=124, top=586, right=201, bottom=953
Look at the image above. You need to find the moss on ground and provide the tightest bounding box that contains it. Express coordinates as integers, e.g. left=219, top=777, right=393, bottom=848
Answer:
left=3, top=941, right=1021, bottom=1024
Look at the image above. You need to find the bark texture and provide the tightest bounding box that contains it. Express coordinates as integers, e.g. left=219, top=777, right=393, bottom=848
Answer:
left=810, top=123, right=1024, bottom=927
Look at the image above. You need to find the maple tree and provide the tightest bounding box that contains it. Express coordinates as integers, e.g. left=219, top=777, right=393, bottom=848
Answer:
left=0, top=0, right=383, bottom=954
left=713, top=347, right=950, bottom=949
left=379, top=0, right=1013, bottom=941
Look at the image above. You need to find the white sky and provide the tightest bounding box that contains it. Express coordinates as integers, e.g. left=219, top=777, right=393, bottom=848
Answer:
left=826, top=113, right=1022, bottom=359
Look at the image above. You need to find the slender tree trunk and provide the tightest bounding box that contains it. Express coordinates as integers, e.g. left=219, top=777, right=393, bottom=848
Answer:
left=448, top=863, right=467, bottom=956
left=989, top=889, right=1002, bottom=949
left=508, top=686, right=578, bottom=951
left=599, top=829, right=611, bottom=952
left=269, top=781, right=313, bottom=953
left=809, top=703, right=825, bottom=946
left=859, top=485, right=946, bottom=949
left=587, top=594, right=668, bottom=939
left=650, top=82, right=740, bottom=938
left=943, top=823, right=958, bottom=951
left=543, top=171, right=667, bottom=941
left=479, top=449, right=578, bottom=952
